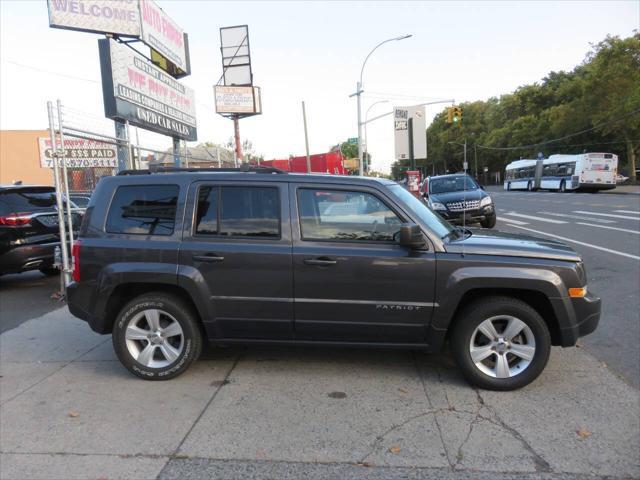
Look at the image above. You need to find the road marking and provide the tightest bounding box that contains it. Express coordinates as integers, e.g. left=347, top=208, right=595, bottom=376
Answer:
left=614, top=210, right=640, bottom=215
left=503, top=212, right=568, bottom=224
left=537, top=212, right=615, bottom=224
left=573, top=210, right=640, bottom=220
left=508, top=225, right=640, bottom=260
left=575, top=222, right=640, bottom=235
left=498, top=217, right=529, bottom=225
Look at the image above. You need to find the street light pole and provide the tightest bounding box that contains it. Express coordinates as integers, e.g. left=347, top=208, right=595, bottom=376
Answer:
left=353, top=34, right=412, bottom=176
left=363, top=100, right=389, bottom=175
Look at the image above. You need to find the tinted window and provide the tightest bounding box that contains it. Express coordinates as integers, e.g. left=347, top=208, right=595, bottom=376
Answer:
left=106, top=185, right=178, bottom=235
left=0, top=188, right=57, bottom=214
left=195, top=186, right=279, bottom=237
left=429, top=176, right=478, bottom=194
left=195, top=186, right=218, bottom=235
left=298, top=189, right=402, bottom=242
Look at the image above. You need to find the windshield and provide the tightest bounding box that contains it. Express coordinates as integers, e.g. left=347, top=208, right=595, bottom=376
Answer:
left=429, top=175, right=478, bottom=194
left=389, top=184, right=454, bottom=239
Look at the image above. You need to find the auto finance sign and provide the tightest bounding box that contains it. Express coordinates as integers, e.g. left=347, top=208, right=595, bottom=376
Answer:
left=99, top=38, right=197, bottom=140
left=139, top=0, right=188, bottom=73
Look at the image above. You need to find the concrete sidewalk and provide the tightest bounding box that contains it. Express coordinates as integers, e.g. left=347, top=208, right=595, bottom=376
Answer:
left=1, top=308, right=638, bottom=480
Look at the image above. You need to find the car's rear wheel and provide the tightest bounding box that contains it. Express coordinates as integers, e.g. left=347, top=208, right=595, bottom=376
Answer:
left=451, top=296, right=551, bottom=390
left=112, top=293, right=202, bottom=380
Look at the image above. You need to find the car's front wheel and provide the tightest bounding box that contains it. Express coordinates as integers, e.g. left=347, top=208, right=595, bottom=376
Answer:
left=451, top=296, right=551, bottom=390
left=480, top=213, right=496, bottom=228
left=112, top=293, right=202, bottom=380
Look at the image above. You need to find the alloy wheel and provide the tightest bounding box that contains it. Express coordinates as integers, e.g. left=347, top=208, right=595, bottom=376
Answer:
left=469, top=315, right=536, bottom=378
left=125, top=308, right=184, bottom=368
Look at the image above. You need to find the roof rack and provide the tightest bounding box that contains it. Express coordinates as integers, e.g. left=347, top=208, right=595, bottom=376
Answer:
left=117, top=165, right=287, bottom=176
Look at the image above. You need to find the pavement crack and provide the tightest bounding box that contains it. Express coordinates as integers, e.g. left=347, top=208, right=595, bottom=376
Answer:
left=412, top=351, right=455, bottom=470
left=475, top=390, right=552, bottom=473
left=170, top=352, right=243, bottom=458
left=357, top=408, right=453, bottom=464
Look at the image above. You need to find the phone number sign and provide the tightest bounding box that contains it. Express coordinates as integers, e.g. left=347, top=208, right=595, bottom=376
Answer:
left=39, top=137, right=118, bottom=168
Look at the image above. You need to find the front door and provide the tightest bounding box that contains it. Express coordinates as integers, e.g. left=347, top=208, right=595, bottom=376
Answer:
left=179, top=181, right=293, bottom=340
left=290, top=184, right=436, bottom=344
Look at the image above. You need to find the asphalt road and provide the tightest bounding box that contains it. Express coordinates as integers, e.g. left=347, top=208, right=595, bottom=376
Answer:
left=0, top=271, right=63, bottom=334
left=486, top=187, right=640, bottom=388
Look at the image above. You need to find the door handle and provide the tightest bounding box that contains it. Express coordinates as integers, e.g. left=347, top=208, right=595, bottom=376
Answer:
left=193, top=254, right=225, bottom=263
left=303, top=257, right=337, bottom=266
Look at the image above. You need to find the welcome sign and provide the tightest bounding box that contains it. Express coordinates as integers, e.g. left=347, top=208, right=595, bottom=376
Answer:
left=47, top=0, right=141, bottom=37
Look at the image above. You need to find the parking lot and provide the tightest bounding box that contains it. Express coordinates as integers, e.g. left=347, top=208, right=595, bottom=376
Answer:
left=1, top=189, right=639, bottom=480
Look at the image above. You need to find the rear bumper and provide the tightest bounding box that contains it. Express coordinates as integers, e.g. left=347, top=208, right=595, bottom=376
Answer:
left=0, top=242, right=58, bottom=275
left=67, top=281, right=110, bottom=334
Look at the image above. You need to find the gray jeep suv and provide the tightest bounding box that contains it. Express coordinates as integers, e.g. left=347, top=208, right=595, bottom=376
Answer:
left=67, top=167, right=600, bottom=390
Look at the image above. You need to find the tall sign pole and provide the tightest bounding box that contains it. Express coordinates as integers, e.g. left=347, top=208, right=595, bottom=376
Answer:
left=233, top=115, right=243, bottom=163
left=216, top=26, right=261, bottom=167
left=172, top=137, right=181, bottom=167
left=115, top=120, right=128, bottom=172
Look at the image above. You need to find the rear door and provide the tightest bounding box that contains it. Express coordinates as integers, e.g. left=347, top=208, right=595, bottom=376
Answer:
left=290, top=183, right=437, bottom=344
left=179, top=181, right=293, bottom=340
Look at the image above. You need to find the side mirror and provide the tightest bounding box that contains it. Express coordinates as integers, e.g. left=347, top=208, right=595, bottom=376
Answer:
left=399, top=223, right=426, bottom=250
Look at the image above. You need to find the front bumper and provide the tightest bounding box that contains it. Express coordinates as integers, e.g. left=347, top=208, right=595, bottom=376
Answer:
left=438, top=205, right=495, bottom=224
left=558, top=291, right=601, bottom=346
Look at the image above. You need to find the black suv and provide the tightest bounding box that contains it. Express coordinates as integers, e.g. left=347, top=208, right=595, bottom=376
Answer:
left=67, top=169, right=600, bottom=390
left=0, top=185, right=81, bottom=276
left=422, top=174, right=496, bottom=228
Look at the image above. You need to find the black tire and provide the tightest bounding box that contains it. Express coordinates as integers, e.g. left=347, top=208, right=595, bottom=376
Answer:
left=480, top=213, right=496, bottom=228
left=450, top=296, right=551, bottom=391
left=39, top=267, right=59, bottom=276
left=559, top=180, right=566, bottom=193
left=112, top=292, right=203, bottom=380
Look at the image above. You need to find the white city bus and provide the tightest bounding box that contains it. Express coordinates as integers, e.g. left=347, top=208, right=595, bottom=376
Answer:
left=504, top=153, right=618, bottom=192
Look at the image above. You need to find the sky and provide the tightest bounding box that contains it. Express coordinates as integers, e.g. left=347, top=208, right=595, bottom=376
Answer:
left=1, top=0, right=638, bottom=172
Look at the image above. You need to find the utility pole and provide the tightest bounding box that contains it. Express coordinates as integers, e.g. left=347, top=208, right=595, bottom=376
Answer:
left=474, top=142, right=478, bottom=179
left=463, top=139, right=468, bottom=172
left=408, top=117, right=415, bottom=170
left=302, top=101, right=311, bottom=173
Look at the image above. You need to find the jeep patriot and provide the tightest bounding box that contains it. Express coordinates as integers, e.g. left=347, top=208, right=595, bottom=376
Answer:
left=67, top=168, right=601, bottom=390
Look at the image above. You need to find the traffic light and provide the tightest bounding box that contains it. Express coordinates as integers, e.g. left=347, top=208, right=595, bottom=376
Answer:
left=446, top=107, right=454, bottom=123
left=452, top=106, right=462, bottom=124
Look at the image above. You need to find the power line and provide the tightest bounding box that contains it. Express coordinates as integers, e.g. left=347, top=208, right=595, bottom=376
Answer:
left=476, top=107, right=640, bottom=151
left=1, top=58, right=100, bottom=84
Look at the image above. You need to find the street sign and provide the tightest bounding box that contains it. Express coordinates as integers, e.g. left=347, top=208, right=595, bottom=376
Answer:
left=394, top=106, right=426, bottom=161
left=347, top=137, right=358, bottom=145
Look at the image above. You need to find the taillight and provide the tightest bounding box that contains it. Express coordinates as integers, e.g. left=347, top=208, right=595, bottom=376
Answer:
left=72, top=240, right=82, bottom=282
left=0, top=213, right=32, bottom=226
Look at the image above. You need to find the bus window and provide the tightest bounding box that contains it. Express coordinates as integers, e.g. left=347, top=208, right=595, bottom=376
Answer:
left=557, top=164, right=567, bottom=176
